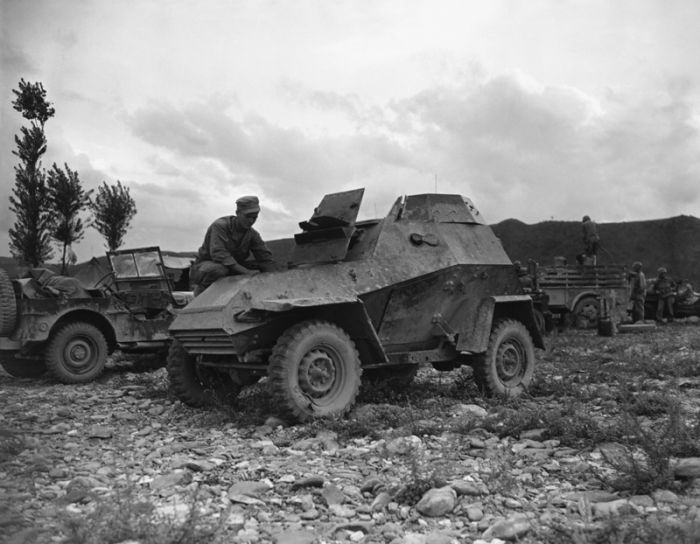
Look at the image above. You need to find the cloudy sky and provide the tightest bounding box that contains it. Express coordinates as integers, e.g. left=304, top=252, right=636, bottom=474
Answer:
left=2, top=0, right=699, bottom=260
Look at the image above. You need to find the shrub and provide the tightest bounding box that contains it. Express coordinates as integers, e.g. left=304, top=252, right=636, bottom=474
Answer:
left=61, top=485, right=227, bottom=544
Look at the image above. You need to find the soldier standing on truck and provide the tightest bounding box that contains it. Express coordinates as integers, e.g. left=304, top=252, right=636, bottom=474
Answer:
left=190, top=195, right=275, bottom=295
left=580, top=215, right=600, bottom=265
left=628, top=261, right=646, bottom=323
left=651, top=267, right=676, bottom=323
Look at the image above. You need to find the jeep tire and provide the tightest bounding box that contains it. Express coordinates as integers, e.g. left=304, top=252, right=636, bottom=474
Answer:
left=269, top=320, right=361, bottom=421
left=474, top=319, right=535, bottom=398
left=0, top=267, right=18, bottom=335
left=46, top=322, right=108, bottom=383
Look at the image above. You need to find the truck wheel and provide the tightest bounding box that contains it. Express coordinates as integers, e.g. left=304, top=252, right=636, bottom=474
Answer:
left=46, top=322, right=108, bottom=383
left=269, top=320, right=361, bottom=421
left=1, top=356, right=46, bottom=378
left=533, top=309, right=546, bottom=336
left=574, top=296, right=599, bottom=329
left=167, top=340, right=240, bottom=407
left=0, top=268, right=18, bottom=335
left=474, top=319, right=535, bottom=398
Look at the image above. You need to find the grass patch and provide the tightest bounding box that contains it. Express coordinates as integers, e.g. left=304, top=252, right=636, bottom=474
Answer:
left=541, top=513, right=700, bottom=544
left=61, top=485, right=228, bottom=544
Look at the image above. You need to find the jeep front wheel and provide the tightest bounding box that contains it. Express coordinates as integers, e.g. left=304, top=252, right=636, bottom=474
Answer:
left=473, top=319, right=535, bottom=398
left=167, top=340, right=240, bottom=407
left=46, top=322, right=108, bottom=383
left=269, top=320, right=361, bottom=421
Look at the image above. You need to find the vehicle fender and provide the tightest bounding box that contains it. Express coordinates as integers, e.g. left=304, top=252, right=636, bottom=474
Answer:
left=456, top=295, right=545, bottom=352
left=49, top=309, right=118, bottom=352
left=272, top=300, right=388, bottom=365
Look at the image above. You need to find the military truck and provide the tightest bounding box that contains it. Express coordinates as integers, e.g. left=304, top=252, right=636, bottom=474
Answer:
left=0, top=246, right=193, bottom=383
left=534, top=261, right=629, bottom=329
left=167, top=189, right=545, bottom=421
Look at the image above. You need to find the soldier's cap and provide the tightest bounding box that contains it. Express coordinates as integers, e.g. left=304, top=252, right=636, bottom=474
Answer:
left=582, top=215, right=591, bottom=222
left=236, top=195, right=260, bottom=214
left=632, top=261, right=642, bottom=270
left=657, top=267, right=667, bottom=275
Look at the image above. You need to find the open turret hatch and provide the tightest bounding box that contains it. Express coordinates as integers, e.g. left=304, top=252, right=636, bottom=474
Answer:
left=290, top=188, right=364, bottom=266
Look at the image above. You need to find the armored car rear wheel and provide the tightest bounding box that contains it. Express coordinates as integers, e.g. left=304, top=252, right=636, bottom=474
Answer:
left=269, top=320, right=361, bottom=421
left=46, top=322, right=108, bottom=383
left=474, top=319, right=535, bottom=398
left=167, top=340, right=241, bottom=407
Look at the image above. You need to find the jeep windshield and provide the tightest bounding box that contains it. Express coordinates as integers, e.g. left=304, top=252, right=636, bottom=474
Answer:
left=110, top=249, right=163, bottom=279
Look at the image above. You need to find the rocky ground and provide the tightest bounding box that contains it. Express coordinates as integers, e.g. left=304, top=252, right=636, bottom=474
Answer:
left=1, top=324, right=700, bottom=544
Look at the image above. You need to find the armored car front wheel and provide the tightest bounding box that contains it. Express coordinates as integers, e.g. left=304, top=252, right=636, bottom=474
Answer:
left=269, top=320, right=361, bottom=421
left=167, top=340, right=241, bottom=407
left=473, top=319, right=535, bottom=398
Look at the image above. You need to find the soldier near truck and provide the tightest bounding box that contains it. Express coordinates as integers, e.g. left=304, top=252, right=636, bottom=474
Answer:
left=651, top=267, right=676, bottom=323
left=578, top=215, right=600, bottom=265
left=628, top=261, right=646, bottom=323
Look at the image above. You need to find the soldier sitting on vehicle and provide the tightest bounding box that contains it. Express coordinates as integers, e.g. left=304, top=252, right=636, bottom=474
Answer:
left=651, top=267, right=676, bottom=323
left=190, top=195, right=277, bottom=296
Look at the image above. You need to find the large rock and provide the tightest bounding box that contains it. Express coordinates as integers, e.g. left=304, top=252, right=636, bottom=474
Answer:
left=593, top=499, right=640, bottom=518
left=228, top=480, right=272, bottom=498
left=452, top=404, right=488, bottom=418
left=415, top=486, right=456, bottom=517
left=673, top=457, right=700, bottom=479
left=386, top=435, right=423, bottom=455
left=483, top=514, right=530, bottom=540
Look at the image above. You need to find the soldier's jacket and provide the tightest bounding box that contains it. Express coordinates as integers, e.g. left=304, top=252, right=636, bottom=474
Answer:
left=196, top=215, right=272, bottom=268
left=653, top=276, right=676, bottom=298
left=630, top=271, right=646, bottom=300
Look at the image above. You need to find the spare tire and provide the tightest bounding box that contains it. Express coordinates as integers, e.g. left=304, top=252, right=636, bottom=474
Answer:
left=0, top=268, right=18, bottom=335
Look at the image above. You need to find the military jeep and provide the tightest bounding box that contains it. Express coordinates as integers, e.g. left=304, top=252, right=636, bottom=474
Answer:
left=0, top=246, right=193, bottom=383
left=168, top=189, right=545, bottom=420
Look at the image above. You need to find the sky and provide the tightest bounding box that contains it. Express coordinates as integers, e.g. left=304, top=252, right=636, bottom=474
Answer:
left=1, top=0, right=699, bottom=260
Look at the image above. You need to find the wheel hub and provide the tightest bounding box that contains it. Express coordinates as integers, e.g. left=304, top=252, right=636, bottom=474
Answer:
left=496, top=341, right=523, bottom=382
left=65, top=339, right=92, bottom=370
left=299, top=349, right=337, bottom=397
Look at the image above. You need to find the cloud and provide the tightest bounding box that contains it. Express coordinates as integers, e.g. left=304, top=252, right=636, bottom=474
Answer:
left=120, top=70, right=700, bottom=236
left=4, top=65, right=699, bottom=257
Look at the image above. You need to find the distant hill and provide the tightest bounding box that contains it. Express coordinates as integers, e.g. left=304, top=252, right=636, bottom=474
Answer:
left=3, top=215, right=700, bottom=288
left=492, top=215, right=700, bottom=287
